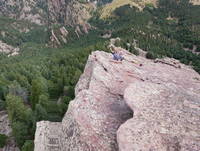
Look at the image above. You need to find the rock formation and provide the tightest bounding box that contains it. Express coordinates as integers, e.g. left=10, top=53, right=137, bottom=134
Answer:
left=192, top=0, right=200, bottom=5
left=34, top=48, right=200, bottom=151
left=0, top=0, right=95, bottom=26
left=0, top=111, right=19, bottom=151
left=47, top=0, right=93, bottom=26
left=0, top=0, right=45, bottom=25
left=49, top=23, right=93, bottom=47
left=0, top=40, right=19, bottom=56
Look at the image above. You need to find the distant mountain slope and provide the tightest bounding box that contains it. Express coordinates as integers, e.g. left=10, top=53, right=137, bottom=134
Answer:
left=0, top=16, right=46, bottom=46
left=91, top=0, right=200, bottom=72
left=0, top=0, right=46, bottom=25
left=100, top=0, right=200, bottom=18
left=0, top=0, right=94, bottom=26
left=100, top=0, right=157, bottom=18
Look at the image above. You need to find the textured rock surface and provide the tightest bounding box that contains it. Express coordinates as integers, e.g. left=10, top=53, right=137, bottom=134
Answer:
left=34, top=49, right=200, bottom=151
left=0, top=111, right=11, bottom=136
left=0, top=111, right=19, bottom=151
left=0, top=0, right=45, bottom=25
left=34, top=122, right=62, bottom=151
left=0, top=40, right=19, bottom=56
left=192, top=0, right=200, bottom=5
left=0, top=0, right=94, bottom=26
left=47, top=0, right=93, bottom=26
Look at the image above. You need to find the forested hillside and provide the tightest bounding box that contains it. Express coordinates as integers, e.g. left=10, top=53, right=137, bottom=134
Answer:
left=0, top=28, right=107, bottom=150
left=0, top=0, right=200, bottom=150
left=91, top=0, right=200, bottom=72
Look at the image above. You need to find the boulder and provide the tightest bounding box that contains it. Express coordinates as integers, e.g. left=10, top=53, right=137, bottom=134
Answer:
left=0, top=40, right=19, bottom=56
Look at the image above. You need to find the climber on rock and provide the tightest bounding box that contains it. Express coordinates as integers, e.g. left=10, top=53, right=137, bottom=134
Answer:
left=109, top=44, right=124, bottom=61
left=113, top=52, right=124, bottom=61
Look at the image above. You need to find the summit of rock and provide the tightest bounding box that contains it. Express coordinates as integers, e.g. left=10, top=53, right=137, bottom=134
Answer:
left=34, top=49, right=200, bottom=151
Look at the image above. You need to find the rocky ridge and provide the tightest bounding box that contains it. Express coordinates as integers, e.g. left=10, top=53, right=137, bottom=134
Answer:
left=0, top=0, right=95, bottom=26
left=49, top=24, right=92, bottom=48
left=34, top=48, right=200, bottom=151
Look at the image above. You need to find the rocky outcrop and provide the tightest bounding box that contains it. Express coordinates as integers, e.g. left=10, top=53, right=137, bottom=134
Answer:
left=0, top=111, right=19, bottom=151
left=0, top=0, right=45, bottom=25
left=34, top=48, right=200, bottom=151
left=0, top=40, right=19, bottom=56
left=75, top=23, right=92, bottom=38
left=191, top=0, right=200, bottom=5
left=0, top=0, right=95, bottom=26
left=49, top=26, right=70, bottom=48
left=49, top=24, right=92, bottom=47
left=48, top=0, right=94, bottom=26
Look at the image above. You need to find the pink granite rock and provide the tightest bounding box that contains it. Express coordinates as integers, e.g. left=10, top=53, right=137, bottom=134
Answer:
left=34, top=49, right=200, bottom=151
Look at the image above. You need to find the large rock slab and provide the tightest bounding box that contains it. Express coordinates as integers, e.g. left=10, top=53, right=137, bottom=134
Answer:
left=34, top=49, right=200, bottom=151
left=118, top=81, right=200, bottom=151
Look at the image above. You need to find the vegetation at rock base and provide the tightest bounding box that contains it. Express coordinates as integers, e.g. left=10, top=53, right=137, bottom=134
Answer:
left=0, top=0, right=200, bottom=150
left=0, top=16, right=48, bottom=47
left=0, top=24, right=107, bottom=149
left=21, top=140, right=34, bottom=151
left=0, top=134, right=7, bottom=148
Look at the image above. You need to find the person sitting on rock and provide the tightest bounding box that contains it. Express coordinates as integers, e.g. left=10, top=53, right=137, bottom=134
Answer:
left=109, top=44, right=124, bottom=61
left=112, top=52, right=124, bottom=61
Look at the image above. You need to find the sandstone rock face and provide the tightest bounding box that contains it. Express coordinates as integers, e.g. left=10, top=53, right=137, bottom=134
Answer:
left=34, top=49, right=200, bottom=151
left=0, top=0, right=45, bottom=25
left=48, top=0, right=93, bottom=26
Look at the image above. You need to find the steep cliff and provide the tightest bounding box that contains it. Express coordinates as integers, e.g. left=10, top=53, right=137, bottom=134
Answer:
left=0, top=0, right=94, bottom=26
left=34, top=48, right=200, bottom=151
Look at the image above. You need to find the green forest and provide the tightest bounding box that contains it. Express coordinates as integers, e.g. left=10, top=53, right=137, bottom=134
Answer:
left=0, top=31, right=107, bottom=150
left=91, top=0, right=200, bottom=72
left=0, top=0, right=200, bottom=150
